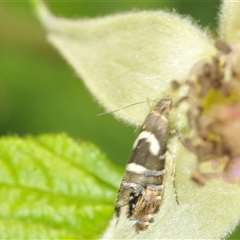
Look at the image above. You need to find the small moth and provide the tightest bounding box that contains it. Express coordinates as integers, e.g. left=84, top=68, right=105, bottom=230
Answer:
left=115, top=97, right=172, bottom=232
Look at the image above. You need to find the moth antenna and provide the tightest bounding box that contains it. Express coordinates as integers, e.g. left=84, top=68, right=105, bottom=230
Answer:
left=97, top=100, right=157, bottom=116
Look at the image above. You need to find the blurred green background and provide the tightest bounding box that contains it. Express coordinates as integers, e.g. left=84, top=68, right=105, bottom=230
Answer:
left=0, top=1, right=239, bottom=238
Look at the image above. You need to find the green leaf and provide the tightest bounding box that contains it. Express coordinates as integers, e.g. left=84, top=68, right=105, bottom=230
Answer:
left=0, top=133, right=122, bottom=239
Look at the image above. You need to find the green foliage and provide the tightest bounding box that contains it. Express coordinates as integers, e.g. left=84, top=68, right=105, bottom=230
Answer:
left=0, top=134, right=122, bottom=239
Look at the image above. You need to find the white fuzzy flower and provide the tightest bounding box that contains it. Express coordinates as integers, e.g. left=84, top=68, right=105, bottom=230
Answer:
left=32, top=1, right=240, bottom=239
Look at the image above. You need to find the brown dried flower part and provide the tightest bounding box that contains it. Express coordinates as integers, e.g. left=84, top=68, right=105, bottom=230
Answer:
left=176, top=40, right=240, bottom=185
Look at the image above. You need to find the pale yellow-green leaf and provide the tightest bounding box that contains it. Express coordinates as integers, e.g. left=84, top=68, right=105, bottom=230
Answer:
left=219, top=0, right=240, bottom=42
left=33, top=1, right=215, bottom=126
left=103, top=137, right=240, bottom=239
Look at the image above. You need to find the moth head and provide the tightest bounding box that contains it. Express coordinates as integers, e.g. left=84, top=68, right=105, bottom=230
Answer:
left=155, top=97, right=172, bottom=115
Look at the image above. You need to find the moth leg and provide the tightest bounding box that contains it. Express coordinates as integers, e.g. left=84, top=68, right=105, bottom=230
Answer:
left=167, top=132, right=180, bottom=205
left=171, top=153, right=179, bottom=205
left=169, top=129, right=185, bottom=147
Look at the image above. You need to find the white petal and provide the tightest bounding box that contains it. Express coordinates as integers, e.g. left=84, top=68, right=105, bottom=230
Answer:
left=34, top=1, right=215, bottom=125
left=219, top=0, right=240, bottom=42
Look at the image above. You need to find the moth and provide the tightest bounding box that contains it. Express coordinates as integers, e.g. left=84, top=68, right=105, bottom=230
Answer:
left=115, top=97, right=172, bottom=232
